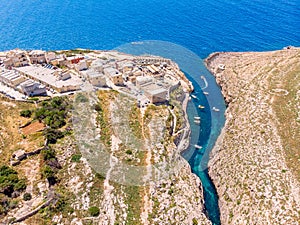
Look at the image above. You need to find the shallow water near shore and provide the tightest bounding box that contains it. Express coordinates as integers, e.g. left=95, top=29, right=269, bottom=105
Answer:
left=116, top=41, right=226, bottom=225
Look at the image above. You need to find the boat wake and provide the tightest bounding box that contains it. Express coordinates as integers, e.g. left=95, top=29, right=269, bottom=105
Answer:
left=200, top=76, right=208, bottom=90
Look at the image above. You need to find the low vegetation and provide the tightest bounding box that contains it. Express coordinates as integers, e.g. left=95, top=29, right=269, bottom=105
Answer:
left=0, top=165, right=26, bottom=216
left=40, top=147, right=61, bottom=185
left=0, top=165, right=26, bottom=197
left=35, top=96, right=70, bottom=129
left=20, top=109, right=32, bottom=118
left=88, top=206, right=100, bottom=217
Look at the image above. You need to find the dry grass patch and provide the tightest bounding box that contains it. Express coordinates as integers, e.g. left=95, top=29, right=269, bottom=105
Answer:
left=270, top=64, right=300, bottom=180
left=0, top=97, right=37, bottom=164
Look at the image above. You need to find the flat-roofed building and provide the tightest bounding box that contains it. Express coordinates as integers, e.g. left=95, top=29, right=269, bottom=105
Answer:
left=103, top=67, right=123, bottom=86
left=122, top=62, right=134, bottom=73
left=74, top=60, right=88, bottom=71
left=136, top=76, right=153, bottom=89
left=128, top=76, right=136, bottom=84
left=147, top=64, right=159, bottom=74
left=86, top=70, right=106, bottom=87
left=15, top=65, right=82, bottom=93
left=45, top=52, right=56, bottom=63
left=141, top=83, right=168, bottom=104
left=135, top=56, right=171, bottom=65
left=29, top=50, right=46, bottom=64
left=90, top=59, right=104, bottom=72
left=58, top=70, right=71, bottom=81
left=66, top=56, right=84, bottom=64
left=132, top=68, right=142, bottom=77
left=0, top=69, right=26, bottom=87
left=20, top=80, right=46, bottom=96
left=3, top=49, right=29, bottom=68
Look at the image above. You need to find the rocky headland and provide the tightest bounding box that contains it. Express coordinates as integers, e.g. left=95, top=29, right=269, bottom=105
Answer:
left=206, top=48, right=300, bottom=224
left=0, top=49, right=210, bottom=224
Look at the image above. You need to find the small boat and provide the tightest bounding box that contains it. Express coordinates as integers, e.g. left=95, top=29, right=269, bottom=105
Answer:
left=194, top=116, right=201, bottom=120
left=188, top=96, right=192, bottom=100
left=191, top=94, right=197, bottom=99
left=203, top=91, right=209, bottom=95
left=194, top=120, right=200, bottom=124
left=212, top=107, right=220, bottom=112
left=198, top=105, right=205, bottom=109
left=194, top=144, right=202, bottom=149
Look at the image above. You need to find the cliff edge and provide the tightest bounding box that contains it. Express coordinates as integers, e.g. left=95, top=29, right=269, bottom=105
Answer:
left=206, top=48, right=300, bottom=224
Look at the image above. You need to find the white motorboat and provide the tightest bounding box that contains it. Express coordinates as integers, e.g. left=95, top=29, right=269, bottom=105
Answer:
left=212, top=107, right=220, bottom=112
left=194, top=144, right=202, bottom=149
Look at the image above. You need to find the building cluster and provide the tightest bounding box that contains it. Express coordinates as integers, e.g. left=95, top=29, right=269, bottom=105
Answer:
left=0, top=49, right=190, bottom=104
left=0, top=66, right=46, bottom=97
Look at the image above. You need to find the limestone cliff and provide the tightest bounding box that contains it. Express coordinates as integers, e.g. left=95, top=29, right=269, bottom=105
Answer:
left=206, top=48, right=300, bottom=224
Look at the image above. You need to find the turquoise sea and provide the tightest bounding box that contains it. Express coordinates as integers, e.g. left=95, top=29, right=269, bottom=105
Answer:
left=0, top=1, right=299, bottom=224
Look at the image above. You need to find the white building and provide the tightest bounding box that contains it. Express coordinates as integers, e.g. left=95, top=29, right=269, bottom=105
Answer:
left=15, top=65, right=83, bottom=93
left=86, top=70, right=106, bottom=87
left=103, top=67, right=123, bottom=86
left=3, top=49, right=29, bottom=68
left=45, top=52, right=56, bottom=63
left=74, top=60, right=88, bottom=71
left=142, top=83, right=168, bottom=104
left=29, top=50, right=46, bottom=64
left=136, top=76, right=153, bottom=89
left=0, top=69, right=26, bottom=87
left=20, top=80, right=47, bottom=96
left=90, top=59, right=104, bottom=72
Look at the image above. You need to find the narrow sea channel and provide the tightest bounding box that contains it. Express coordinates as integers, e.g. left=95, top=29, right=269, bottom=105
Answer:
left=115, top=41, right=226, bottom=225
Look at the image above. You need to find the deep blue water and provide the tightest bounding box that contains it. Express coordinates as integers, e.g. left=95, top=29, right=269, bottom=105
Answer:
left=0, top=1, right=299, bottom=224
left=0, top=0, right=299, bottom=57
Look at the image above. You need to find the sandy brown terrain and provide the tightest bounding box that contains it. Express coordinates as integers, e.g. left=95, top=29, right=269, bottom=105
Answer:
left=206, top=48, right=300, bottom=224
left=21, top=121, right=45, bottom=135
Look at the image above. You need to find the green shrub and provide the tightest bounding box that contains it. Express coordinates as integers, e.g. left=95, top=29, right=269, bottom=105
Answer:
left=42, top=148, right=56, bottom=161
left=71, top=154, right=82, bottom=162
left=95, top=173, right=105, bottom=180
left=75, top=93, right=88, bottom=103
left=14, top=179, right=26, bottom=191
left=125, top=150, right=133, bottom=155
left=43, top=128, right=64, bottom=144
left=88, top=206, right=100, bottom=217
left=94, top=104, right=102, bottom=112
left=0, top=166, right=26, bottom=195
left=34, top=97, right=69, bottom=129
left=41, top=166, right=54, bottom=179
left=0, top=166, right=17, bottom=177
left=28, top=97, right=39, bottom=101
left=23, top=193, right=32, bottom=201
left=20, top=110, right=32, bottom=118
left=192, top=218, right=198, bottom=225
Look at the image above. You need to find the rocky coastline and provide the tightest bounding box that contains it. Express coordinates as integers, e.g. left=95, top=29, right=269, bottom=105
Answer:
left=205, top=48, right=300, bottom=224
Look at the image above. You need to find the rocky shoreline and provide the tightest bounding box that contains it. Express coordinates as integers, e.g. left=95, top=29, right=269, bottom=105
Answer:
left=205, top=48, right=300, bottom=224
